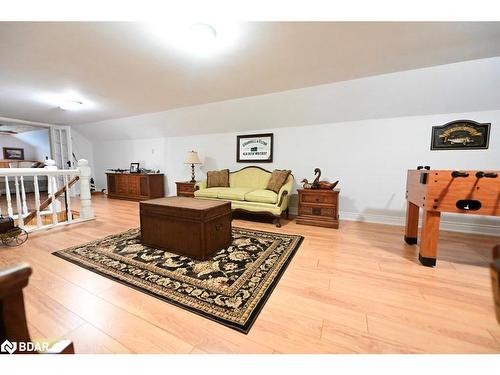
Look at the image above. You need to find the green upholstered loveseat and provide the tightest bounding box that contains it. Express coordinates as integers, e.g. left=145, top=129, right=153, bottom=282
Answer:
left=194, top=166, right=294, bottom=227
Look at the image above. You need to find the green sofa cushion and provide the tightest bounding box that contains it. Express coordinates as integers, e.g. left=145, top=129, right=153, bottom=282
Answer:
left=194, top=187, right=221, bottom=198
left=217, top=187, right=255, bottom=201
left=229, top=168, right=271, bottom=189
left=244, top=189, right=278, bottom=204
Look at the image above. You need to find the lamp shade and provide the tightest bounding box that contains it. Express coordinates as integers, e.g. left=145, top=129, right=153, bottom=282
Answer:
left=185, top=150, right=202, bottom=165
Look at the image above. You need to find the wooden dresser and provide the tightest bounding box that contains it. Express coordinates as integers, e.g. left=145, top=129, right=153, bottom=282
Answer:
left=176, top=181, right=196, bottom=197
left=296, top=189, right=339, bottom=229
left=106, top=173, right=164, bottom=201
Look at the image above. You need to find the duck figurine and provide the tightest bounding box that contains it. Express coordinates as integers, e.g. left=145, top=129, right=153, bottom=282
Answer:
left=301, top=179, right=313, bottom=189
left=312, top=168, right=338, bottom=190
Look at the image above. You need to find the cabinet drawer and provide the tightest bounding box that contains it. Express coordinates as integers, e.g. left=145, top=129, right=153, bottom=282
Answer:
left=301, top=193, right=336, bottom=204
left=115, top=175, right=128, bottom=193
left=176, top=182, right=195, bottom=197
left=299, top=206, right=336, bottom=218
left=127, top=176, right=139, bottom=195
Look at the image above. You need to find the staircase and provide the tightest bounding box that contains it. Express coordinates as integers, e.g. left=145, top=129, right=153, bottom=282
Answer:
left=0, top=159, right=94, bottom=233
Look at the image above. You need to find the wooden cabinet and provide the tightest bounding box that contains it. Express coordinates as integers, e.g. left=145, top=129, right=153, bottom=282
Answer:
left=296, top=189, right=339, bottom=229
left=176, top=181, right=196, bottom=197
left=106, top=173, right=164, bottom=201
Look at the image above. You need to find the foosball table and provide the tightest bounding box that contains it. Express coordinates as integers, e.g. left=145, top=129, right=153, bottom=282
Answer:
left=404, top=167, right=500, bottom=267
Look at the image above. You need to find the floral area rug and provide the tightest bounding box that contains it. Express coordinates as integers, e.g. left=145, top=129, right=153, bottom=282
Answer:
left=52, top=227, right=303, bottom=333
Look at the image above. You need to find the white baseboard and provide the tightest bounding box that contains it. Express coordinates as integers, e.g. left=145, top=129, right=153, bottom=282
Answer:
left=289, top=207, right=500, bottom=236
left=340, top=211, right=500, bottom=237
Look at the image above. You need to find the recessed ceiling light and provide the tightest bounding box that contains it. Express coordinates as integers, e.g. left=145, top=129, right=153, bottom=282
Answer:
left=189, top=23, right=217, bottom=44
left=147, top=21, right=242, bottom=58
left=35, top=91, right=95, bottom=111
left=58, top=100, right=84, bottom=111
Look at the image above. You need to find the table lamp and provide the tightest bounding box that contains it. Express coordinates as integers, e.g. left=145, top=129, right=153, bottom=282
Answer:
left=185, top=150, right=202, bottom=183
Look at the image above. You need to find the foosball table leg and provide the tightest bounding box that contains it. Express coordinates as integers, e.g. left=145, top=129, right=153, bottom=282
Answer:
left=419, top=210, right=441, bottom=267
left=404, top=201, right=420, bottom=245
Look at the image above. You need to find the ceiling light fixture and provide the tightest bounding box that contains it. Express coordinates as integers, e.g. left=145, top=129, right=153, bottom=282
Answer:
left=58, top=100, right=84, bottom=111
left=189, top=23, right=217, bottom=48
left=36, top=91, right=94, bottom=111
left=189, top=23, right=217, bottom=44
left=147, top=21, right=242, bottom=58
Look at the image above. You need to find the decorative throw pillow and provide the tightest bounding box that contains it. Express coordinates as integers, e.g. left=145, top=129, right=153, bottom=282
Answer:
left=266, top=169, right=291, bottom=193
left=207, top=169, right=230, bottom=188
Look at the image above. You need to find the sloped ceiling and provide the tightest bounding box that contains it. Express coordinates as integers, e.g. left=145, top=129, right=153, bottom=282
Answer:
left=73, top=56, right=500, bottom=141
left=1, top=22, right=500, bottom=127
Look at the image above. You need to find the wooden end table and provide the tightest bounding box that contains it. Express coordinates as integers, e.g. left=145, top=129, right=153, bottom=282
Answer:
left=176, top=181, right=197, bottom=197
left=296, top=188, right=339, bottom=229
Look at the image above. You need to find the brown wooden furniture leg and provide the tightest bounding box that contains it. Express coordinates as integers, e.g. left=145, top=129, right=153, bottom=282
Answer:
left=0, top=263, right=75, bottom=354
left=419, top=210, right=441, bottom=267
left=491, top=245, right=500, bottom=324
left=404, top=201, right=419, bottom=245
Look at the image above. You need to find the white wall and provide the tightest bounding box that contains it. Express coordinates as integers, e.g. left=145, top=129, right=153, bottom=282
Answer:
left=93, top=137, right=168, bottom=189
left=0, top=135, right=36, bottom=160
left=1, top=129, right=50, bottom=161
left=80, top=58, right=500, bottom=235
left=13, top=129, right=51, bottom=161
left=71, top=128, right=95, bottom=169
left=91, top=109, right=500, bottom=235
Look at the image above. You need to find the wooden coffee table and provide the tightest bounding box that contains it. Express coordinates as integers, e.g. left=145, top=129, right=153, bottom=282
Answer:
left=139, top=197, right=232, bottom=260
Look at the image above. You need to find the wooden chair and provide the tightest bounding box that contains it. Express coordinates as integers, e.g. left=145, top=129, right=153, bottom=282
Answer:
left=492, top=245, right=500, bottom=325
left=0, top=262, right=74, bottom=354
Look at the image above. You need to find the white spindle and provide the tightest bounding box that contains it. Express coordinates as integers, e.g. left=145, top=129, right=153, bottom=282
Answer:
left=0, top=158, right=94, bottom=233
left=20, top=176, right=28, bottom=216
left=64, top=174, right=73, bottom=223
left=5, top=176, right=13, bottom=217
left=33, top=175, right=42, bottom=228
left=50, top=176, right=58, bottom=225
left=58, top=130, right=64, bottom=169
left=45, top=159, right=61, bottom=223
left=14, top=176, right=24, bottom=228
left=77, top=159, right=94, bottom=219
left=46, top=171, right=53, bottom=214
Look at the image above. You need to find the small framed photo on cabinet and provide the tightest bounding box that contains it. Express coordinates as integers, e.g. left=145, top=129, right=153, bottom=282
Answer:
left=130, top=163, right=140, bottom=173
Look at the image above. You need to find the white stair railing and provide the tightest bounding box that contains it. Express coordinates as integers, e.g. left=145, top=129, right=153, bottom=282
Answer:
left=0, top=159, right=94, bottom=233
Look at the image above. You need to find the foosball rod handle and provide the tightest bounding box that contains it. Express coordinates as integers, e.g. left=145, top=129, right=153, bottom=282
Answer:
left=475, top=171, right=498, bottom=178
left=451, top=171, right=469, bottom=178
left=416, top=166, right=431, bottom=170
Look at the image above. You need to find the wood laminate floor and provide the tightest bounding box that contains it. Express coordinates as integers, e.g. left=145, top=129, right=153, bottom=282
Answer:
left=0, top=195, right=499, bottom=354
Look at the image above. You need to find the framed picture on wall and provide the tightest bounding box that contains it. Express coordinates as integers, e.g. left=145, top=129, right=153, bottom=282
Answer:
left=431, top=120, right=490, bottom=150
left=3, top=147, right=24, bottom=160
left=237, top=133, right=274, bottom=163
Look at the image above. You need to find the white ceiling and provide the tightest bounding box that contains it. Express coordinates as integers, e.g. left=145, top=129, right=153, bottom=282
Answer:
left=1, top=22, right=500, bottom=126
left=0, top=121, right=44, bottom=133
